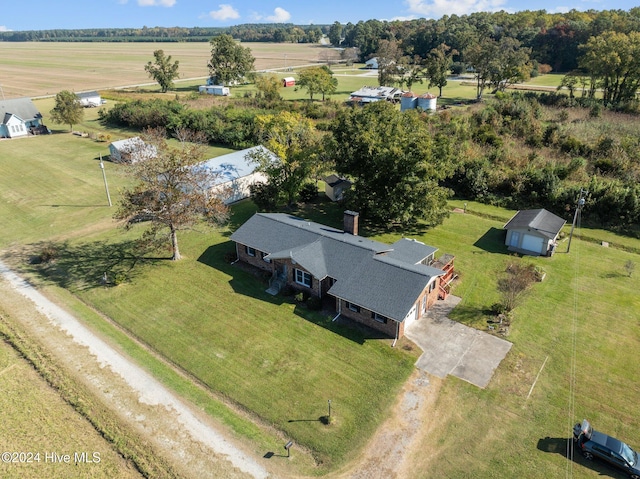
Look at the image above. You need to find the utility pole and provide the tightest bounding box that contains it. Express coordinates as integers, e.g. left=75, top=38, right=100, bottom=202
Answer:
left=567, top=189, right=586, bottom=253
left=99, top=155, right=112, bottom=207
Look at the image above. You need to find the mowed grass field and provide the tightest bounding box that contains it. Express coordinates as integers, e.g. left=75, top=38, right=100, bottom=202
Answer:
left=2, top=124, right=640, bottom=477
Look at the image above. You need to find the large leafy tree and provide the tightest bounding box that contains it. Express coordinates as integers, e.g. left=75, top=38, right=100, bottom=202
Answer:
left=328, top=101, right=453, bottom=227
left=254, top=73, right=282, bottom=102
left=579, top=31, right=640, bottom=106
left=376, top=39, right=403, bottom=87
left=464, top=37, right=530, bottom=98
left=115, top=129, right=228, bottom=261
left=49, top=90, right=84, bottom=131
left=208, top=34, right=255, bottom=86
left=248, top=111, right=319, bottom=207
left=328, top=21, right=343, bottom=46
left=144, top=49, right=180, bottom=93
left=426, top=43, right=458, bottom=97
left=296, top=66, right=337, bottom=101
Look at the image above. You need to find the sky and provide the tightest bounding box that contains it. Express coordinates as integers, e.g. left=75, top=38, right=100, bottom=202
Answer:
left=0, top=0, right=636, bottom=32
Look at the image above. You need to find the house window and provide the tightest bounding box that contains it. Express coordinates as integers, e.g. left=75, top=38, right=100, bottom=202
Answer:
left=295, top=269, right=312, bottom=288
left=245, top=246, right=256, bottom=257
left=346, top=302, right=360, bottom=313
left=428, top=281, right=436, bottom=293
left=371, top=312, right=388, bottom=324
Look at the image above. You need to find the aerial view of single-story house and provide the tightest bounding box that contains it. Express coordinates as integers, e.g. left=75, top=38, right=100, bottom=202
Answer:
left=324, top=174, right=351, bottom=201
left=503, top=208, right=566, bottom=256
left=230, top=211, right=456, bottom=340
left=195, top=146, right=272, bottom=204
left=108, top=137, right=157, bottom=164
left=76, top=91, right=102, bottom=107
left=0, top=97, right=47, bottom=138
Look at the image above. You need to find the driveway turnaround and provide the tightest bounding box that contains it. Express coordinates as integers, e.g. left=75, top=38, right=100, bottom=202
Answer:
left=405, top=295, right=512, bottom=388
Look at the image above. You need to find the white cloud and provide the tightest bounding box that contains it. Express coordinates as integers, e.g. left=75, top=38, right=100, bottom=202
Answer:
left=138, top=0, right=176, bottom=6
left=265, top=7, right=292, bottom=23
left=208, top=4, right=240, bottom=21
left=0, top=26, right=12, bottom=32
left=549, top=6, right=570, bottom=12
left=405, top=0, right=506, bottom=18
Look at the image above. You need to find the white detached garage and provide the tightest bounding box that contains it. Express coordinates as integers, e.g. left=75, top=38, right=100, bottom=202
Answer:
left=503, top=209, right=566, bottom=256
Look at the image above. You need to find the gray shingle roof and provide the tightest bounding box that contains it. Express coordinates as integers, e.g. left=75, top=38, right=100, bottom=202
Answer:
left=0, top=98, right=42, bottom=124
left=230, top=213, right=445, bottom=322
left=503, top=209, right=566, bottom=239
left=386, top=238, right=437, bottom=264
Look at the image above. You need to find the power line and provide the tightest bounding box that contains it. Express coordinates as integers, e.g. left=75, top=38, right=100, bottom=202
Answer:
left=566, top=192, right=584, bottom=478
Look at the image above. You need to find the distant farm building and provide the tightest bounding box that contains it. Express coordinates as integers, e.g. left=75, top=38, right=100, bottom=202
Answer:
left=199, top=85, right=230, bottom=96
left=0, top=97, right=48, bottom=138
left=282, top=77, right=296, bottom=87
left=109, top=137, right=157, bottom=164
left=348, top=86, right=404, bottom=105
left=365, top=57, right=379, bottom=69
left=400, top=92, right=437, bottom=112
left=195, top=146, right=273, bottom=204
left=76, top=91, right=102, bottom=107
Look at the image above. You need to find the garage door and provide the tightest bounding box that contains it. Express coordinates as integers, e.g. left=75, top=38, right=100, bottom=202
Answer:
left=522, top=234, right=544, bottom=254
left=404, top=304, right=418, bottom=329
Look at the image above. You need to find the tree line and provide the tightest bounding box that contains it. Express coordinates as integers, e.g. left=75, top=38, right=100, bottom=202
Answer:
left=0, top=24, right=325, bottom=43
left=3, top=8, right=640, bottom=74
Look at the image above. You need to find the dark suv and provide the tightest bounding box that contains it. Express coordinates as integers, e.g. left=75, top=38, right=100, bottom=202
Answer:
left=573, top=419, right=640, bottom=479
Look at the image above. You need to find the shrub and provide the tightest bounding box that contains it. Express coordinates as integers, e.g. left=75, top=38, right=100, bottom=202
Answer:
left=223, top=251, right=237, bottom=263
left=299, top=183, right=318, bottom=203
left=306, top=296, right=322, bottom=310
left=38, top=245, right=58, bottom=263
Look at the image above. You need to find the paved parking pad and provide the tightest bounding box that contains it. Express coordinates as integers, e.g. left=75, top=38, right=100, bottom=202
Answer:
left=405, top=295, right=512, bottom=388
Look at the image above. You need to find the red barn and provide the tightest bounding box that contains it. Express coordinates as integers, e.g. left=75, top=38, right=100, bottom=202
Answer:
left=283, top=77, right=295, bottom=87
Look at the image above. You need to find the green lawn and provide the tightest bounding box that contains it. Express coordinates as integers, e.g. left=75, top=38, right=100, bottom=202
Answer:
left=2, top=101, right=640, bottom=477
left=0, top=133, right=416, bottom=472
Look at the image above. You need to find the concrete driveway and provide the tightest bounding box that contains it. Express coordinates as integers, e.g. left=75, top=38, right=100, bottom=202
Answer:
left=405, top=295, right=512, bottom=388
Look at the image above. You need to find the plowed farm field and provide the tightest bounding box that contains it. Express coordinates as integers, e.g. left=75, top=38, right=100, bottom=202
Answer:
left=0, top=41, right=324, bottom=98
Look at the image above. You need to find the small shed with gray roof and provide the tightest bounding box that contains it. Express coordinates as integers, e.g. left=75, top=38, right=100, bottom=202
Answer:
left=503, top=208, right=566, bottom=256
left=230, top=211, right=456, bottom=340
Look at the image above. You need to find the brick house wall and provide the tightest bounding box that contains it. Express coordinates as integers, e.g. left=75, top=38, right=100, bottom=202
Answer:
left=235, top=243, right=273, bottom=272
left=337, top=299, right=400, bottom=337
left=276, top=258, right=323, bottom=297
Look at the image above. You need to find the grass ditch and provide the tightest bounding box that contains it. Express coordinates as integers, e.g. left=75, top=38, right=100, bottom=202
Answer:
left=0, top=312, right=178, bottom=479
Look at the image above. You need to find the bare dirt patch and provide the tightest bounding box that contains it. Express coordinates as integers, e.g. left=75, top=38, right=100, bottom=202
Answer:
left=332, top=371, right=444, bottom=479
